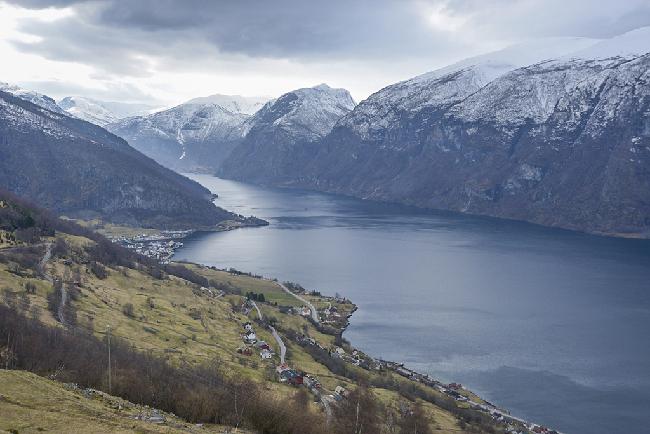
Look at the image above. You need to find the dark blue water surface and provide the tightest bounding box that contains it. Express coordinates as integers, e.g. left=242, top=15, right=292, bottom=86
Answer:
left=175, top=174, right=650, bottom=434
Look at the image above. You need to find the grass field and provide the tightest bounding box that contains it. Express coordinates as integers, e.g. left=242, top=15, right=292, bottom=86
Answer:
left=0, top=233, right=475, bottom=434
left=0, top=370, right=253, bottom=434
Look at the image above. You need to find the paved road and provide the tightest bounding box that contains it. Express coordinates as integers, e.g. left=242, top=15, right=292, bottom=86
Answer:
left=269, top=326, right=286, bottom=364
left=275, top=281, right=320, bottom=324
left=252, top=300, right=287, bottom=364
left=251, top=300, right=263, bottom=320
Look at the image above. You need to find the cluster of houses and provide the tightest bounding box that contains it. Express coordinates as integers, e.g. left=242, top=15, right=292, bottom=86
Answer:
left=377, top=361, right=561, bottom=434
left=110, top=230, right=191, bottom=263
left=275, top=363, right=324, bottom=393
left=278, top=304, right=314, bottom=318
left=320, top=303, right=344, bottom=325
left=238, top=322, right=276, bottom=360
left=292, top=330, right=555, bottom=434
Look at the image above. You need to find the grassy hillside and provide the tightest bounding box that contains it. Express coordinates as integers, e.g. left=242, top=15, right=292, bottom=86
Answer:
left=0, top=370, right=252, bottom=434
left=0, top=190, right=527, bottom=434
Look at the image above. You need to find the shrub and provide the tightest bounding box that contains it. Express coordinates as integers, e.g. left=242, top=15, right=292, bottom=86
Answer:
left=122, top=303, right=135, bottom=318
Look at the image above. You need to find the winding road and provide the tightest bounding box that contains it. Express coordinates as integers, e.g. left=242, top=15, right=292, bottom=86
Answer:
left=251, top=300, right=286, bottom=364
left=269, top=326, right=286, bottom=364
left=275, top=281, right=320, bottom=324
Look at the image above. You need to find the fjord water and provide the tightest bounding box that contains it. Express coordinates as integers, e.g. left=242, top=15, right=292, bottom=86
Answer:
left=175, top=174, right=650, bottom=434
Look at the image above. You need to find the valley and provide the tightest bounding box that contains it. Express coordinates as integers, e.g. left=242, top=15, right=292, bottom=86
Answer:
left=0, top=8, right=649, bottom=433
left=0, top=192, right=518, bottom=434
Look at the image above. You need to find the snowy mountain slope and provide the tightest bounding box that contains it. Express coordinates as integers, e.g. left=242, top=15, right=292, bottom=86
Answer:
left=58, top=96, right=119, bottom=126
left=0, top=82, right=67, bottom=115
left=218, top=84, right=355, bottom=183
left=184, top=94, right=270, bottom=115
left=567, top=26, right=650, bottom=60
left=0, top=90, right=236, bottom=228
left=218, top=29, right=650, bottom=237
left=107, top=101, right=250, bottom=172
left=337, top=36, right=601, bottom=141
left=58, top=96, right=155, bottom=126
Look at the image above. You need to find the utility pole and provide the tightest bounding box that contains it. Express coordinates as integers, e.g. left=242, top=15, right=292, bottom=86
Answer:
left=355, top=399, right=360, bottom=434
left=106, top=325, right=111, bottom=395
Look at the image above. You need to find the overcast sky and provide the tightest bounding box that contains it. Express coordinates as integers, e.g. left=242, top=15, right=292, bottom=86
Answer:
left=1, top=0, right=649, bottom=106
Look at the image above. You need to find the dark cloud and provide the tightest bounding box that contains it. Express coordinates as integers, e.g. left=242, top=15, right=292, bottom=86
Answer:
left=4, top=0, right=650, bottom=79
left=5, top=0, right=87, bottom=8
left=8, top=0, right=446, bottom=62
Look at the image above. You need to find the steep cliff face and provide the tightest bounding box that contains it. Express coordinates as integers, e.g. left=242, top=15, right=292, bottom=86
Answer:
left=0, top=91, right=237, bottom=229
left=300, top=54, right=650, bottom=236
left=218, top=84, right=355, bottom=184
left=215, top=30, right=650, bottom=237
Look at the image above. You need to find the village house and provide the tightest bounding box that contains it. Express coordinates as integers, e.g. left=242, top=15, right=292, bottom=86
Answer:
left=279, top=368, right=303, bottom=386
left=243, top=331, right=257, bottom=344
left=334, top=386, right=348, bottom=397
left=260, top=349, right=273, bottom=359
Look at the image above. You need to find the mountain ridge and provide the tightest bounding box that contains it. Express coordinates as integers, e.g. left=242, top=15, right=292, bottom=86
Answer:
left=218, top=30, right=650, bottom=237
left=0, top=89, right=240, bottom=229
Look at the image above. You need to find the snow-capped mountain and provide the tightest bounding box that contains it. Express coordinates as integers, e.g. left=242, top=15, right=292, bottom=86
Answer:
left=58, top=96, right=155, bottom=127
left=58, top=96, right=119, bottom=126
left=218, top=84, right=355, bottom=183
left=219, top=28, right=650, bottom=237
left=0, top=82, right=67, bottom=115
left=107, top=101, right=251, bottom=172
left=184, top=94, right=270, bottom=115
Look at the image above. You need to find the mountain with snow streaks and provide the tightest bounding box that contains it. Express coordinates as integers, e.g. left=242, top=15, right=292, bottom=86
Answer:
left=218, top=29, right=650, bottom=237
left=218, top=84, right=355, bottom=183
left=0, top=82, right=67, bottom=115
left=0, top=90, right=237, bottom=228
left=107, top=95, right=267, bottom=172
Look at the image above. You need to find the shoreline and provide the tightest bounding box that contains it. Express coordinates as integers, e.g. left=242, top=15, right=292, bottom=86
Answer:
left=103, top=214, right=563, bottom=433
left=233, top=269, right=564, bottom=434
left=105, top=216, right=268, bottom=263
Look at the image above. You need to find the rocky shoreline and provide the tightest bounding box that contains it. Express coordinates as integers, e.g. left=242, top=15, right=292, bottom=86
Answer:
left=285, top=284, right=563, bottom=434
left=112, top=219, right=562, bottom=434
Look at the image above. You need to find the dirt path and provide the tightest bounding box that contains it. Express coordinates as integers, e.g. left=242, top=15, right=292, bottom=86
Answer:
left=251, top=300, right=263, bottom=320
left=38, top=242, right=53, bottom=283
left=39, top=243, right=67, bottom=326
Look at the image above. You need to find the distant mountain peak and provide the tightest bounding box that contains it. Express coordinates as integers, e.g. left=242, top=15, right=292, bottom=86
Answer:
left=0, top=82, right=66, bottom=115
left=183, top=94, right=270, bottom=115
left=253, top=83, right=355, bottom=139
left=58, top=96, right=156, bottom=127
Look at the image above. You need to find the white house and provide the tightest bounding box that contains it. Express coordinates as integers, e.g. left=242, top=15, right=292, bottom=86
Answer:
left=244, top=331, right=257, bottom=343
